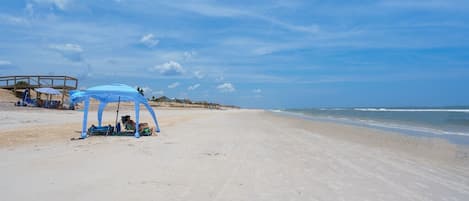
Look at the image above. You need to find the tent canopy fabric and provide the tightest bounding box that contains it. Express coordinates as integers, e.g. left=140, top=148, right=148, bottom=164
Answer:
left=70, top=84, right=145, bottom=103
left=36, top=87, right=62, bottom=95
left=70, top=84, right=160, bottom=138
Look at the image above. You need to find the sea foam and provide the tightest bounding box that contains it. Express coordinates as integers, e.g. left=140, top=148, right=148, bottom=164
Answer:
left=354, top=108, right=469, bottom=113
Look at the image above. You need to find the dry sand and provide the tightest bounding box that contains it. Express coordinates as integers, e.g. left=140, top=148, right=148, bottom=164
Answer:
left=1, top=103, right=469, bottom=200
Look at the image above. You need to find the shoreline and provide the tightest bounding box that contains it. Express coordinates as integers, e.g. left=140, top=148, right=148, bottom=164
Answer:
left=274, top=109, right=469, bottom=145
left=265, top=110, right=469, bottom=164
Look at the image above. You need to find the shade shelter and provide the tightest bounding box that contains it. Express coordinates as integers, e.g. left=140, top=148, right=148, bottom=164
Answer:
left=70, top=84, right=160, bottom=138
left=36, top=87, right=62, bottom=95
left=35, top=87, right=62, bottom=108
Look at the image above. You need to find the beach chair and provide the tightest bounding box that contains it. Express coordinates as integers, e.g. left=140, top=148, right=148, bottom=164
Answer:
left=87, top=124, right=114, bottom=136
left=139, top=123, right=153, bottom=136
left=121, top=115, right=153, bottom=136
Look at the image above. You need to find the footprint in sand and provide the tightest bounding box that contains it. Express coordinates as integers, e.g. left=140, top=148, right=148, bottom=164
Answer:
left=203, top=152, right=225, bottom=157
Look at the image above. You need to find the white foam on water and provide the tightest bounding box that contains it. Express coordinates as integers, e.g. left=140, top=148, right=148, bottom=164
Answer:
left=273, top=110, right=469, bottom=138
left=319, top=108, right=346, bottom=111
left=361, top=119, right=469, bottom=137
left=269, top=109, right=283, bottom=113
left=354, top=108, right=469, bottom=113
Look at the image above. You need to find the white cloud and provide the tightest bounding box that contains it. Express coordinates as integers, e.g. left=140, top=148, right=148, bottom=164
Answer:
left=378, top=0, right=461, bottom=9
left=75, top=64, right=93, bottom=80
left=188, top=83, right=200, bottom=90
left=140, top=33, right=159, bottom=48
left=25, top=3, right=34, bottom=16
left=172, top=3, right=246, bottom=17
left=0, top=14, right=29, bottom=25
left=183, top=51, right=197, bottom=60
left=216, top=75, right=224, bottom=82
left=171, top=2, right=320, bottom=34
left=217, top=83, right=235, bottom=93
left=168, top=82, right=180, bottom=89
left=152, top=90, right=164, bottom=96
left=194, top=71, right=204, bottom=79
left=263, top=17, right=320, bottom=34
left=252, top=89, right=262, bottom=93
left=0, top=60, right=12, bottom=66
left=178, top=92, right=189, bottom=99
left=50, top=43, right=83, bottom=52
left=34, top=0, right=70, bottom=10
left=150, top=61, right=185, bottom=75
left=141, top=86, right=152, bottom=94
left=49, top=43, right=83, bottom=62
left=252, top=47, right=275, bottom=55
left=0, top=59, right=15, bottom=70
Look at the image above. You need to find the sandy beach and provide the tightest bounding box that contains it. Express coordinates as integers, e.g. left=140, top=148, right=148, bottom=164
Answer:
left=3, top=0, right=469, bottom=200
left=1, top=104, right=468, bottom=201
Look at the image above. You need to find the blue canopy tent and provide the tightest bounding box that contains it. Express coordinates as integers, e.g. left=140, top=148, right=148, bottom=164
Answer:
left=70, top=84, right=160, bottom=138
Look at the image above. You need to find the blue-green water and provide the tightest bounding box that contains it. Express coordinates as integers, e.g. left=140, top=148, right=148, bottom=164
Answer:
left=278, top=107, right=469, bottom=144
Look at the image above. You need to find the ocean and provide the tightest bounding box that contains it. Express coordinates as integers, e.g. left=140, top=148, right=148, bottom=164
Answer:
left=275, top=107, right=469, bottom=144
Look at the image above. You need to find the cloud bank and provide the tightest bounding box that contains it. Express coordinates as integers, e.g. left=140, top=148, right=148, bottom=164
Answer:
left=168, top=82, right=180, bottom=88
left=217, top=83, right=235, bottom=92
left=188, top=83, right=200, bottom=90
left=150, top=61, right=185, bottom=76
left=140, top=33, right=159, bottom=48
left=49, top=43, right=83, bottom=62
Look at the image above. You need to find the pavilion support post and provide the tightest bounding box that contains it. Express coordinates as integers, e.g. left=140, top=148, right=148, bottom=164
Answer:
left=134, top=102, right=140, bottom=138
left=61, top=77, right=66, bottom=107
left=13, top=76, right=16, bottom=92
left=81, top=97, right=90, bottom=138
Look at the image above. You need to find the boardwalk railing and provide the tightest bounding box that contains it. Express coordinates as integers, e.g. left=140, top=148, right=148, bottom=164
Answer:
left=0, top=75, right=78, bottom=91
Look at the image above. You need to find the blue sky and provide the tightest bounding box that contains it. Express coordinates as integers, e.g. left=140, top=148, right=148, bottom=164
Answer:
left=1, top=0, right=469, bottom=108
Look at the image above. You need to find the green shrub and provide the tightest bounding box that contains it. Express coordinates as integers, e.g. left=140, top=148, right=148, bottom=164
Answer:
left=14, top=81, right=29, bottom=87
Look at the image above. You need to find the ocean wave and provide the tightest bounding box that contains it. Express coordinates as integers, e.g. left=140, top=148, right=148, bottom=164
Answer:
left=272, top=110, right=469, bottom=137
left=337, top=116, right=469, bottom=137
left=269, top=109, right=283, bottom=113
left=319, top=108, right=346, bottom=111
left=354, top=108, right=469, bottom=113
left=360, top=120, right=469, bottom=137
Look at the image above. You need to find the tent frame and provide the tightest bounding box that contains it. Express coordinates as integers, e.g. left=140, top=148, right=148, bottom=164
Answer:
left=71, top=84, right=161, bottom=138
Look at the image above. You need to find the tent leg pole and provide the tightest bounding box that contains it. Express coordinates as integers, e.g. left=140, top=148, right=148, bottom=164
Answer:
left=82, top=98, right=90, bottom=138
left=134, top=102, right=140, bottom=138
left=97, top=102, right=106, bottom=127
left=143, top=103, right=160, bottom=133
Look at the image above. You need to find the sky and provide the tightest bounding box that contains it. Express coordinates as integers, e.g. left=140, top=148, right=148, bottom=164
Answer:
left=1, top=0, right=469, bottom=109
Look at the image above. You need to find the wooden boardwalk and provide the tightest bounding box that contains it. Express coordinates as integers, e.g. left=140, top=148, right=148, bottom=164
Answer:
left=0, top=75, right=78, bottom=105
left=0, top=75, right=78, bottom=91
